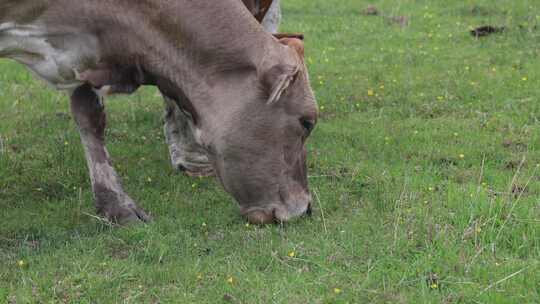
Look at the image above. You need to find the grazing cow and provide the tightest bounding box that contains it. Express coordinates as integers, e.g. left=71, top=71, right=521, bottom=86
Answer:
left=0, top=0, right=318, bottom=225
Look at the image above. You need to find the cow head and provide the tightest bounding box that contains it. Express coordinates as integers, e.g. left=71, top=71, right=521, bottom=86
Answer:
left=200, top=37, right=317, bottom=224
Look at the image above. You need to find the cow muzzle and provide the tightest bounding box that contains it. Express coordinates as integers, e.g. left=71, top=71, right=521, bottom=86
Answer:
left=244, top=200, right=312, bottom=225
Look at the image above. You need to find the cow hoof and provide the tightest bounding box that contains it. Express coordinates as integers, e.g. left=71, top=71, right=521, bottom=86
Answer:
left=98, top=204, right=152, bottom=226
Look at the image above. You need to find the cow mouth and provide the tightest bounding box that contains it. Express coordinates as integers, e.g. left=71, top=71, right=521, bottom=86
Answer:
left=243, top=202, right=312, bottom=225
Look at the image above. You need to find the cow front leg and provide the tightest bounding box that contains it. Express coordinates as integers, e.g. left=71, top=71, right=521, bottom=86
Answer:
left=70, top=84, right=150, bottom=224
left=163, top=95, right=214, bottom=177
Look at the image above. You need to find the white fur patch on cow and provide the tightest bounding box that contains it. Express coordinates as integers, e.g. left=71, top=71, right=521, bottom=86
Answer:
left=0, top=21, right=100, bottom=90
left=0, top=22, right=16, bottom=31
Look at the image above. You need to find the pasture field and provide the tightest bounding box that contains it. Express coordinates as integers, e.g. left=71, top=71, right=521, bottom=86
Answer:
left=1, top=0, right=540, bottom=303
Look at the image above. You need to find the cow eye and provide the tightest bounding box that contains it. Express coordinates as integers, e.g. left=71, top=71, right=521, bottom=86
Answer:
left=300, top=118, right=315, bottom=133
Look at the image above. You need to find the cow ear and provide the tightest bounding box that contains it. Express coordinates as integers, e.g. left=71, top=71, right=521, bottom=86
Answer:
left=263, top=38, right=304, bottom=105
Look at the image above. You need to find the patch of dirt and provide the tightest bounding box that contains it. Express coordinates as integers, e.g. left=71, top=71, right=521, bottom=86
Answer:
left=362, top=5, right=379, bottom=16
left=470, top=25, right=505, bottom=38
left=361, top=5, right=409, bottom=27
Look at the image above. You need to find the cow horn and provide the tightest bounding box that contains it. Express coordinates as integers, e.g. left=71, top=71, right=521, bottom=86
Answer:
left=262, top=36, right=303, bottom=105
left=278, top=37, right=305, bottom=59
left=273, top=33, right=305, bottom=41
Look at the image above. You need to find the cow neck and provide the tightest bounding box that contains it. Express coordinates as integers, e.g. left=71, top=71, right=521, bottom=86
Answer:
left=131, top=1, right=279, bottom=126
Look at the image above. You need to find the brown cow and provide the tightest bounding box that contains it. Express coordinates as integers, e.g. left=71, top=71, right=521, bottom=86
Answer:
left=0, top=0, right=318, bottom=225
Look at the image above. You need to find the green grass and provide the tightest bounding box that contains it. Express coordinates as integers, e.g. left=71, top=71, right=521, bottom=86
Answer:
left=1, top=0, right=540, bottom=302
